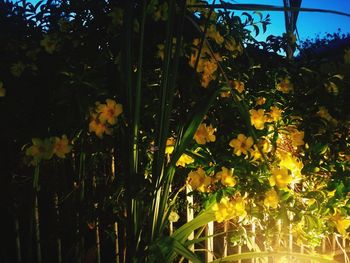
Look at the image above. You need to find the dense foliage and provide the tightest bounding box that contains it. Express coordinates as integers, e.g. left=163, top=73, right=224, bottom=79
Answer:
left=1, top=0, right=350, bottom=262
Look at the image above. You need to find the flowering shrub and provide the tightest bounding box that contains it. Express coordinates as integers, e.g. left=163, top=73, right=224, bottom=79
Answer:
left=1, top=0, right=350, bottom=262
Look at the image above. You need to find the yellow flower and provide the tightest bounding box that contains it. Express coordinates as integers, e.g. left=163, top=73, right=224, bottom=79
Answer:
left=187, top=167, right=211, bottom=192
left=250, top=109, right=267, bottom=130
left=278, top=152, right=303, bottom=178
left=232, top=80, right=245, bottom=93
left=200, top=73, right=213, bottom=88
left=248, top=145, right=263, bottom=162
left=176, top=153, right=194, bottom=167
left=89, top=113, right=112, bottom=138
left=168, top=211, right=180, bottom=223
left=206, top=25, right=224, bottom=45
left=194, top=123, right=216, bottom=145
left=40, top=35, right=57, bottom=54
left=212, top=196, right=246, bottom=223
left=52, top=135, right=72, bottom=159
left=332, top=212, right=350, bottom=236
left=256, top=97, right=266, bottom=106
left=202, top=59, right=218, bottom=76
left=229, top=134, right=254, bottom=156
left=215, top=167, right=236, bottom=187
left=97, top=99, right=123, bottom=125
left=344, top=49, right=350, bottom=64
left=165, top=137, right=175, bottom=155
left=269, top=168, right=292, bottom=189
left=224, top=36, right=243, bottom=57
left=276, top=77, right=293, bottom=93
left=290, top=130, right=304, bottom=147
left=25, top=138, right=53, bottom=165
left=0, top=81, right=5, bottom=97
left=264, top=189, right=279, bottom=209
left=268, top=106, right=283, bottom=122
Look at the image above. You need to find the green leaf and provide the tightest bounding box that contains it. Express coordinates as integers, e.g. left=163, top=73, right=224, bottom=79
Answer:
left=211, top=251, right=335, bottom=263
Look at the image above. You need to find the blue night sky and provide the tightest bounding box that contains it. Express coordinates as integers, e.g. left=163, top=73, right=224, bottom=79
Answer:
left=19, top=0, right=350, bottom=42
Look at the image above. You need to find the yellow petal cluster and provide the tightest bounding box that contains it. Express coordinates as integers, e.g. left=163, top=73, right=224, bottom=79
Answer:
left=187, top=167, right=212, bottom=192
left=250, top=109, right=267, bottom=130
left=268, top=106, right=283, bottom=122
left=232, top=80, right=245, bottom=93
left=269, top=168, right=293, bottom=189
left=332, top=212, right=350, bottom=236
left=176, top=153, right=194, bottom=167
left=229, top=134, right=254, bottom=156
left=52, top=135, right=72, bottom=159
left=194, top=123, right=216, bottom=145
left=276, top=77, right=293, bottom=93
left=278, top=151, right=303, bottom=179
left=89, top=99, right=123, bottom=138
left=165, top=137, right=175, bottom=155
left=25, top=135, right=72, bottom=165
left=264, top=189, right=279, bottom=209
left=215, top=167, right=236, bottom=187
left=212, top=196, right=246, bottom=223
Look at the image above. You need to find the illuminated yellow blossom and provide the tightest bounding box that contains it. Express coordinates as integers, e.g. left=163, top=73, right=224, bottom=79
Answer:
left=89, top=113, right=112, bottom=138
left=52, top=135, right=72, bottom=159
left=250, top=109, right=267, bottom=130
left=229, top=134, right=254, bottom=156
left=176, top=153, right=194, bottom=167
left=290, top=129, right=304, bottom=147
left=224, top=36, right=243, bottom=57
left=332, top=212, right=350, bottom=236
left=200, top=74, right=213, bottom=88
left=26, top=138, right=53, bottom=165
left=215, top=167, right=236, bottom=187
left=264, top=189, right=279, bottom=209
left=168, top=211, right=180, bottom=222
left=248, top=145, right=263, bottom=162
left=165, top=137, right=175, bottom=155
left=278, top=152, right=303, bottom=178
left=97, top=99, right=123, bottom=125
left=344, top=49, right=350, bottom=64
left=40, top=35, right=57, bottom=54
left=206, top=25, right=224, bottom=45
left=187, top=167, right=211, bottom=192
left=269, top=168, right=292, bottom=189
left=194, top=123, right=216, bottom=144
left=202, top=59, right=218, bottom=76
left=0, top=81, right=5, bottom=97
left=212, top=196, right=246, bottom=223
left=276, top=77, right=293, bottom=93
left=268, top=106, right=283, bottom=122
left=232, top=80, right=245, bottom=93
left=256, top=97, right=266, bottom=106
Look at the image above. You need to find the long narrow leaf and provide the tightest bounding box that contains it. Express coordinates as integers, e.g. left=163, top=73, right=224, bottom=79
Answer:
left=211, top=251, right=336, bottom=263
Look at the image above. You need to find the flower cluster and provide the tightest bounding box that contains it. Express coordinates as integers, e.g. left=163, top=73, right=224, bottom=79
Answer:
left=212, top=196, right=246, bottom=223
left=25, top=135, right=72, bottom=166
left=89, top=99, right=123, bottom=138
